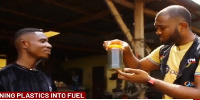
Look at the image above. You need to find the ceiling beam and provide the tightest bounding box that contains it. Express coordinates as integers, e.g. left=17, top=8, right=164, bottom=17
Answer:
left=0, top=7, right=57, bottom=23
left=0, top=19, right=25, bottom=26
left=40, top=0, right=117, bottom=35
left=51, top=43, right=102, bottom=52
left=72, top=26, right=108, bottom=35
left=113, top=0, right=200, bottom=34
left=0, top=30, right=15, bottom=47
left=0, top=30, right=103, bottom=52
left=40, top=0, right=91, bottom=16
left=113, top=0, right=156, bottom=17
left=105, top=0, right=134, bottom=48
left=0, top=30, right=15, bottom=34
left=0, top=18, right=107, bottom=38
left=191, top=26, right=200, bottom=34
left=53, top=10, right=110, bottom=29
left=0, top=36, right=4, bottom=39
left=0, top=30, right=104, bottom=53
left=144, top=0, right=160, bottom=4
left=51, top=32, right=103, bottom=44
left=143, top=8, right=157, bottom=17
left=41, top=0, right=114, bottom=23
left=0, top=1, right=113, bottom=32
left=113, top=0, right=134, bottom=9
left=62, top=26, right=110, bottom=41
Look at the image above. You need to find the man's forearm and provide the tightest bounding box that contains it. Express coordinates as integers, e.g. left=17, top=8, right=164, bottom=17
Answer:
left=152, top=78, right=200, bottom=99
left=123, top=47, right=140, bottom=69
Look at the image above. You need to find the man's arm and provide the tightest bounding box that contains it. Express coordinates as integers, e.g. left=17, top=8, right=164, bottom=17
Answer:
left=117, top=68, right=200, bottom=99
left=123, top=47, right=159, bottom=71
left=151, top=76, right=200, bottom=99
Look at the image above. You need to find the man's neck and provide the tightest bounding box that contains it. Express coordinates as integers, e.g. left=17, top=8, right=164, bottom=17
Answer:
left=175, top=32, right=195, bottom=46
left=16, top=56, right=38, bottom=69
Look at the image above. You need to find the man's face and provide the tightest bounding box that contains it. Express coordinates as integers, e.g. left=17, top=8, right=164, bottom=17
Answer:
left=25, top=32, right=52, bottom=59
left=154, top=15, right=180, bottom=45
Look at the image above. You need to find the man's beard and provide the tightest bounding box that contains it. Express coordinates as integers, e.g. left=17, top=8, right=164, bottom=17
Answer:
left=161, top=28, right=180, bottom=45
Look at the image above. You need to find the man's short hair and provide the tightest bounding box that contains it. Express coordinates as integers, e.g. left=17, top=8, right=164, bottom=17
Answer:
left=14, top=28, right=43, bottom=41
left=157, top=5, right=191, bottom=27
left=14, top=28, right=43, bottom=48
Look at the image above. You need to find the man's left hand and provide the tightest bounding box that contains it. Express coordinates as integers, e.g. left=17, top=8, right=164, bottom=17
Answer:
left=117, top=68, right=152, bottom=84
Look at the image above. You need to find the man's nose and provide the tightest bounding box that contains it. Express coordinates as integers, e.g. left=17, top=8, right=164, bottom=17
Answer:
left=46, top=42, right=52, bottom=49
left=156, top=28, right=161, bottom=35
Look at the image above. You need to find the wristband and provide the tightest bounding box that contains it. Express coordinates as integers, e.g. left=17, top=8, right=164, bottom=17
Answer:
left=147, top=78, right=155, bottom=87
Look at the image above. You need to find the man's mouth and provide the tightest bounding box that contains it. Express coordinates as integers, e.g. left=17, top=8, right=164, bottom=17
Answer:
left=45, top=50, right=51, bottom=54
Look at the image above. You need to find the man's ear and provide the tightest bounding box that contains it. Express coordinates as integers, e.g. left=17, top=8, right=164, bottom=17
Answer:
left=20, top=40, right=28, bottom=49
left=178, top=22, right=188, bottom=33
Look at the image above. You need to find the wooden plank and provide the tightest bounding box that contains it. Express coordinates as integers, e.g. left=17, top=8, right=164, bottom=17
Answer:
left=105, top=0, right=134, bottom=48
left=113, top=0, right=134, bottom=9
left=73, top=26, right=108, bottom=35
left=113, top=0, right=156, bottom=17
left=144, top=0, right=159, bottom=3
left=191, top=26, right=200, bottom=34
left=0, top=7, right=56, bottom=23
left=0, top=19, right=25, bottom=26
left=113, top=0, right=200, bottom=34
left=134, top=0, right=145, bottom=58
left=54, top=10, right=110, bottom=29
left=41, top=0, right=91, bottom=15
left=41, top=0, right=114, bottom=24
left=51, top=43, right=101, bottom=52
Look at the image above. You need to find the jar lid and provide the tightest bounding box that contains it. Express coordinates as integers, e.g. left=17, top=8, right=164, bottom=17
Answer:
left=108, top=44, right=122, bottom=49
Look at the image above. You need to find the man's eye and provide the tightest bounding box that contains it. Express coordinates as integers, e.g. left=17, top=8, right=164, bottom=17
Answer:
left=40, top=40, right=46, bottom=43
left=160, top=27, right=165, bottom=30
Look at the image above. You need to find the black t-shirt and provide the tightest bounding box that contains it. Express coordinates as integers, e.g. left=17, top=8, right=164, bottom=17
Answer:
left=0, top=63, right=57, bottom=91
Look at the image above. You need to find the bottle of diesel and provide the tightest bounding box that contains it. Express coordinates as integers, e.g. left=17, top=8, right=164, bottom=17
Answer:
left=107, top=44, right=123, bottom=71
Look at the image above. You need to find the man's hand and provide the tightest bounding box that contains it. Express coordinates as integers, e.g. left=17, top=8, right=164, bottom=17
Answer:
left=117, top=68, right=152, bottom=84
left=103, top=39, right=130, bottom=51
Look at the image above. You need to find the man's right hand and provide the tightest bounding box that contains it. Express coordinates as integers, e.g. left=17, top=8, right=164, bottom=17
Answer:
left=103, top=39, right=130, bottom=51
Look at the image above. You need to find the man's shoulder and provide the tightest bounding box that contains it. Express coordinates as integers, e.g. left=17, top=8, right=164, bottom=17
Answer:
left=193, top=36, right=200, bottom=54
left=0, top=63, right=16, bottom=73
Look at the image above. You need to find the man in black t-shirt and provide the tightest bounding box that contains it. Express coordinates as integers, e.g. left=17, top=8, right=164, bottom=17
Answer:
left=0, top=28, right=57, bottom=91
